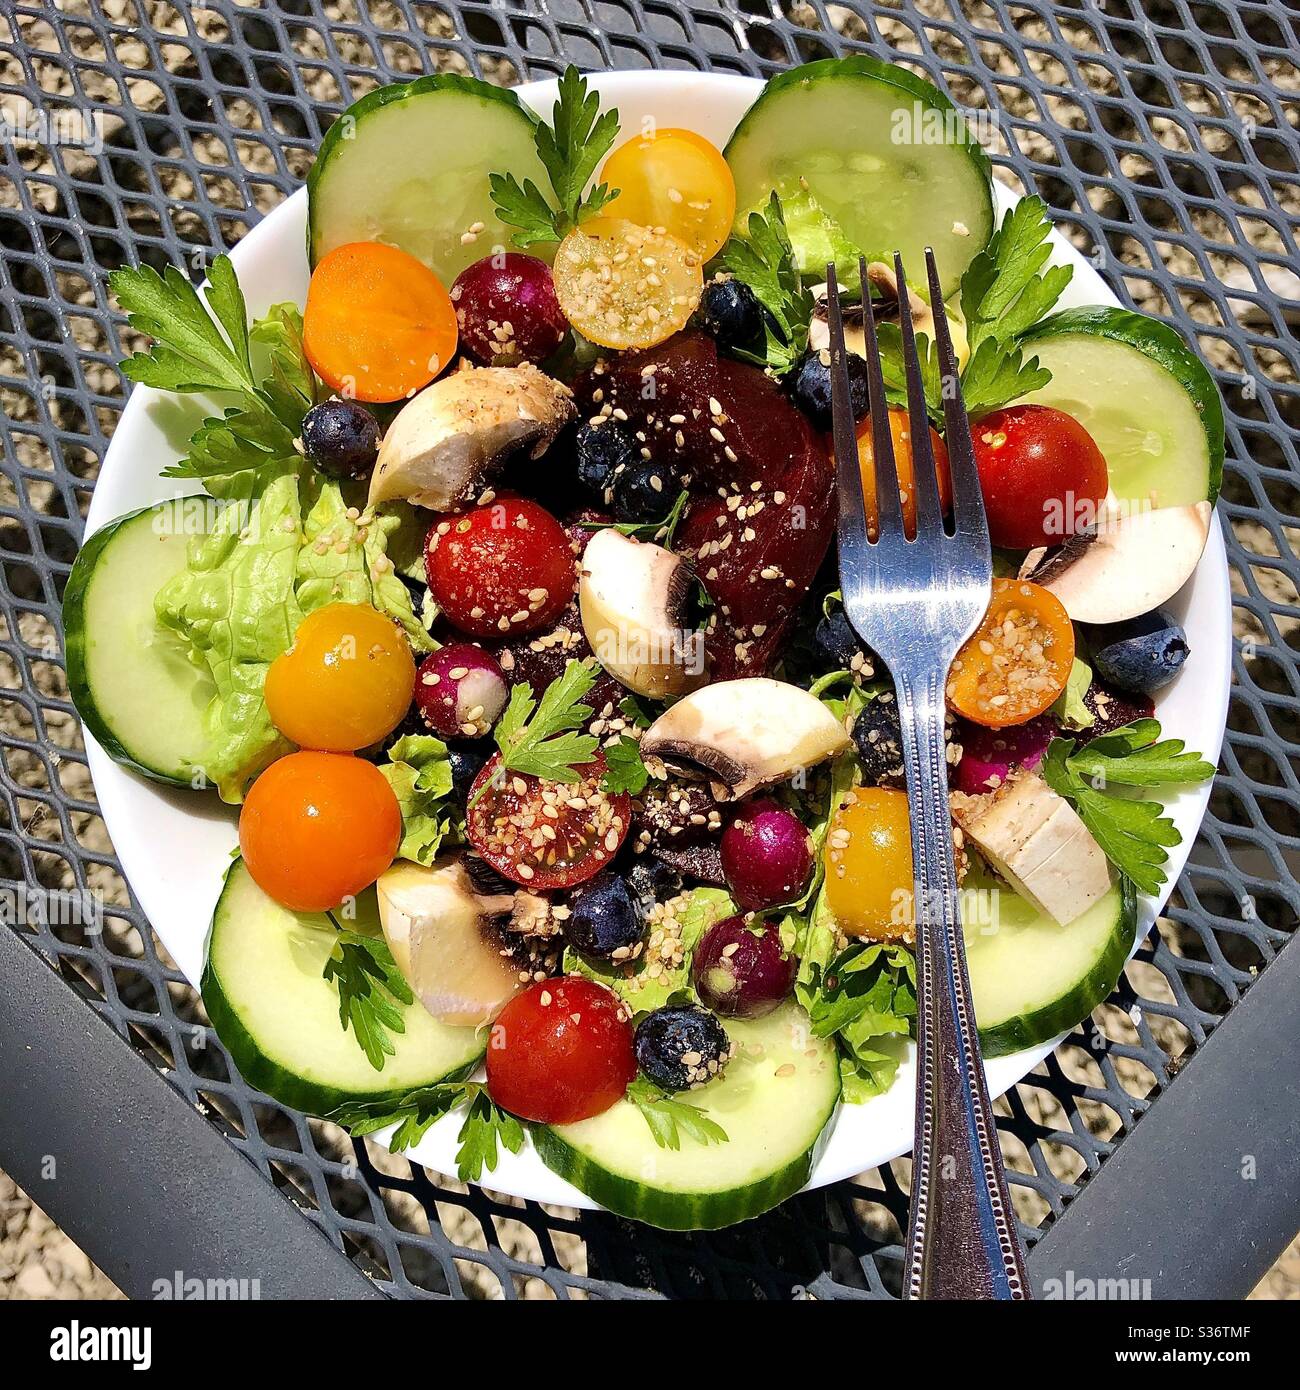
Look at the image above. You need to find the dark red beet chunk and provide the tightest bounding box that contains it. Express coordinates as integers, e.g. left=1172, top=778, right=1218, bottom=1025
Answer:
left=575, top=334, right=836, bottom=679
left=1077, top=681, right=1155, bottom=742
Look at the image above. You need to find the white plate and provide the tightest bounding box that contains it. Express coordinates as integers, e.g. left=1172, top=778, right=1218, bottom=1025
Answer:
left=85, top=72, right=1231, bottom=1210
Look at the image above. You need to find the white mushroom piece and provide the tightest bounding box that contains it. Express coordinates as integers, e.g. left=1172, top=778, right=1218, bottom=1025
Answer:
left=807, top=261, right=968, bottom=366
left=579, top=528, right=706, bottom=700
left=1019, top=501, right=1213, bottom=625
left=375, top=857, right=521, bottom=1028
left=639, top=677, right=851, bottom=801
left=368, top=361, right=575, bottom=510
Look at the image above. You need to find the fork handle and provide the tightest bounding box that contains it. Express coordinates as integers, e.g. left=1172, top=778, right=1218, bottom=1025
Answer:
left=893, top=667, right=1031, bottom=1300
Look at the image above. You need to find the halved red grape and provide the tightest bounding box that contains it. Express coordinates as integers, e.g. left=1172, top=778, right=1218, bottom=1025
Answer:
left=466, top=751, right=631, bottom=890
left=451, top=253, right=568, bottom=366
left=414, top=642, right=508, bottom=740
left=425, top=494, right=575, bottom=640
left=719, top=799, right=813, bottom=910
left=692, top=915, right=796, bottom=1019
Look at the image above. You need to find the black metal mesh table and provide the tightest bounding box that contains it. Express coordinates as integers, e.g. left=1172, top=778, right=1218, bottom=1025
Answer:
left=1, top=0, right=1297, bottom=1300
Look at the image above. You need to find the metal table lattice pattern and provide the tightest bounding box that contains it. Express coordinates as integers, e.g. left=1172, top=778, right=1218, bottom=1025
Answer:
left=1, top=0, right=1297, bottom=1299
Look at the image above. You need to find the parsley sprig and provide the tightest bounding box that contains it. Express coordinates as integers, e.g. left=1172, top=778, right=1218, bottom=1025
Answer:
left=321, top=918, right=415, bottom=1072
left=331, top=1081, right=525, bottom=1181
left=109, top=257, right=312, bottom=495
left=712, top=192, right=813, bottom=376
left=626, top=1079, right=728, bottom=1150
left=1041, top=719, right=1215, bottom=895
left=490, top=66, right=620, bottom=248
left=470, top=659, right=601, bottom=809
left=580, top=488, right=691, bottom=546
left=600, top=734, right=649, bottom=796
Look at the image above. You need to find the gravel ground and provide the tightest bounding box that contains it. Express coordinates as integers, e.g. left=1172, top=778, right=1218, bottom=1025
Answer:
left=2, top=0, right=1296, bottom=1300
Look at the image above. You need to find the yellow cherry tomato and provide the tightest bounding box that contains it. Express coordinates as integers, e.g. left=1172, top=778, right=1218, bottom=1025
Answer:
left=824, top=787, right=916, bottom=943
left=601, top=127, right=736, bottom=260
left=553, top=216, right=703, bottom=350
left=265, top=603, right=415, bottom=752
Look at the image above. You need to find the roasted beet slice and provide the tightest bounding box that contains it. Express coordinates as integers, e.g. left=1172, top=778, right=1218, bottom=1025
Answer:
left=576, top=334, right=836, bottom=678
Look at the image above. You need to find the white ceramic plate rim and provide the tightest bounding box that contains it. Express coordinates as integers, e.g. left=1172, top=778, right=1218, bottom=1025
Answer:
left=85, top=71, right=1231, bottom=1211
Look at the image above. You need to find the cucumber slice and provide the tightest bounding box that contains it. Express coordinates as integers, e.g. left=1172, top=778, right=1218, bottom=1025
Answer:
left=64, top=499, right=218, bottom=786
left=202, top=861, right=484, bottom=1115
left=534, top=1003, right=839, bottom=1230
left=307, top=75, right=548, bottom=284
left=724, top=57, right=994, bottom=297
left=966, top=874, right=1136, bottom=1058
left=1020, top=307, right=1225, bottom=507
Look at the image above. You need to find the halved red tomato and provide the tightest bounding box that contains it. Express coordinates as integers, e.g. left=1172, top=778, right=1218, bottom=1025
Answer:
left=466, top=751, right=631, bottom=890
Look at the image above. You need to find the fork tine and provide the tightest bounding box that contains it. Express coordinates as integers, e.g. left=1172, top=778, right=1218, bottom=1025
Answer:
left=893, top=252, right=944, bottom=538
left=924, top=248, right=989, bottom=544
left=856, top=256, right=904, bottom=539
left=825, top=263, right=871, bottom=556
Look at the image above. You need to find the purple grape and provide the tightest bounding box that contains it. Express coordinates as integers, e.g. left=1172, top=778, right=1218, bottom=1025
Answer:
left=414, top=643, right=508, bottom=739
left=451, top=254, right=568, bottom=366
left=692, top=916, right=796, bottom=1019
left=719, top=799, right=813, bottom=911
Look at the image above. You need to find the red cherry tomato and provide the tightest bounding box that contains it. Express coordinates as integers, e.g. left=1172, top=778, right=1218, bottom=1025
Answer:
left=970, top=404, right=1108, bottom=549
left=239, top=752, right=401, bottom=912
left=425, top=495, right=575, bottom=640
left=466, top=751, right=631, bottom=890
left=487, top=977, right=636, bottom=1124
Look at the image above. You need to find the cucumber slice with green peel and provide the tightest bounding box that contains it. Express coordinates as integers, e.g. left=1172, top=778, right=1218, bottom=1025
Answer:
left=307, top=74, right=549, bottom=284
left=535, top=1003, right=839, bottom=1230
left=966, top=873, right=1136, bottom=1058
left=64, top=498, right=218, bottom=786
left=202, top=861, right=485, bottom=1116
left=724, top=57, right=994, bottom=297
left=1020, top=307, right=1225, bottom=508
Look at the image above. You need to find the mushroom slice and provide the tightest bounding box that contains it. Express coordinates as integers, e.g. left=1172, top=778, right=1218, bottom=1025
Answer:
left=368, top=362, right=574, bottom=511
left=807, top=263, right=968, bottom=366
left=578, top=528, right=706, bottom=700
left=639, top=677, right=851, bottom=800
left=1019, top=501, right=1212, bottom=625
left=375, top=857, right=520, bottom=1028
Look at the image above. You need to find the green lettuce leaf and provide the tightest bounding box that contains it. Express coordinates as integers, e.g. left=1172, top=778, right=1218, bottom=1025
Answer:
left=154, top=472, right=303, bottom=800
left=377, top=734, right=462, bottom=866
left=1051, top=655, right=1095, bottom=731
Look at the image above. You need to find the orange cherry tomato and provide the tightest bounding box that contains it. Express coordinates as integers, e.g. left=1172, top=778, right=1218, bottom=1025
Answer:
left=824, top=787, right=915, bottom=943
left=239, top=751, right=401, bottom=912
left=552, top=217, right=702, bottom=351
left=948, top=578, right=1075, bottom=728
left=265, top=603, right=415, bottom=752
left=303, top=242, right=458, bottom=403
left=601, top=127, right=736, bottom=260
left=853, top=406, right=952, bottom=539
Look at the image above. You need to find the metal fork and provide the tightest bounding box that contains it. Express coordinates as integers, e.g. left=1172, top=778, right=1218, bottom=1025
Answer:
left=826, top=252, right=1030, bottom=1300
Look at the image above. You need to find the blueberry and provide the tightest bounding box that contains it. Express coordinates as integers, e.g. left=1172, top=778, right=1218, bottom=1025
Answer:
left=1091, top=610, right=1190, bottom=696
left=813, top=608, right=869, bottom=671
left=563, top=874, right=646, bottom=960
left=789, top=349, right=870, bottom=432
left=628, top=858, right=681, bottom=909
left=851, top=691, right=905, bottom=787
left=612, top=459, right=679, bottom=524
left=447, top=744, right=488, bottom=800
left=575, top=421, right=637, bottom=495
left=635, top=1005, right=732, bottom=1092
left=700, top=279, right=764, bottom=352
left=301, top=400, right=381, bottom=480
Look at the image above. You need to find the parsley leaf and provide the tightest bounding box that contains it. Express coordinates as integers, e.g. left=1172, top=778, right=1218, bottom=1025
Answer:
left=111, top=258, right=312, bottom=497
left=626, top=1079, right=728, bottom=1150
left=581, top=488, right=691, bottom=546
left=473, top=659, right=600, bottom=804
left=712, top=192, right=813, bottom=375
left=489, top=65, right=620, bottom=248
left=1040, top=720, right=1215, bottom=895
left=330, top=1080, right=525, bottom=1181
left=600, top=734, right=649, bottom=796
left=321, top=920, right=415, bottom=1071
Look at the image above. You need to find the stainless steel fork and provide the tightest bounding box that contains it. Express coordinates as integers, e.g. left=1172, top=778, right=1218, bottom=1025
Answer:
left=826, top=252, right=1030, bottom=1300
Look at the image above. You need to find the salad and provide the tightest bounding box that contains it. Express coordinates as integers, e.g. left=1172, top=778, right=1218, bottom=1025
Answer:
left=65, top=60, right=1224, bottom=1231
